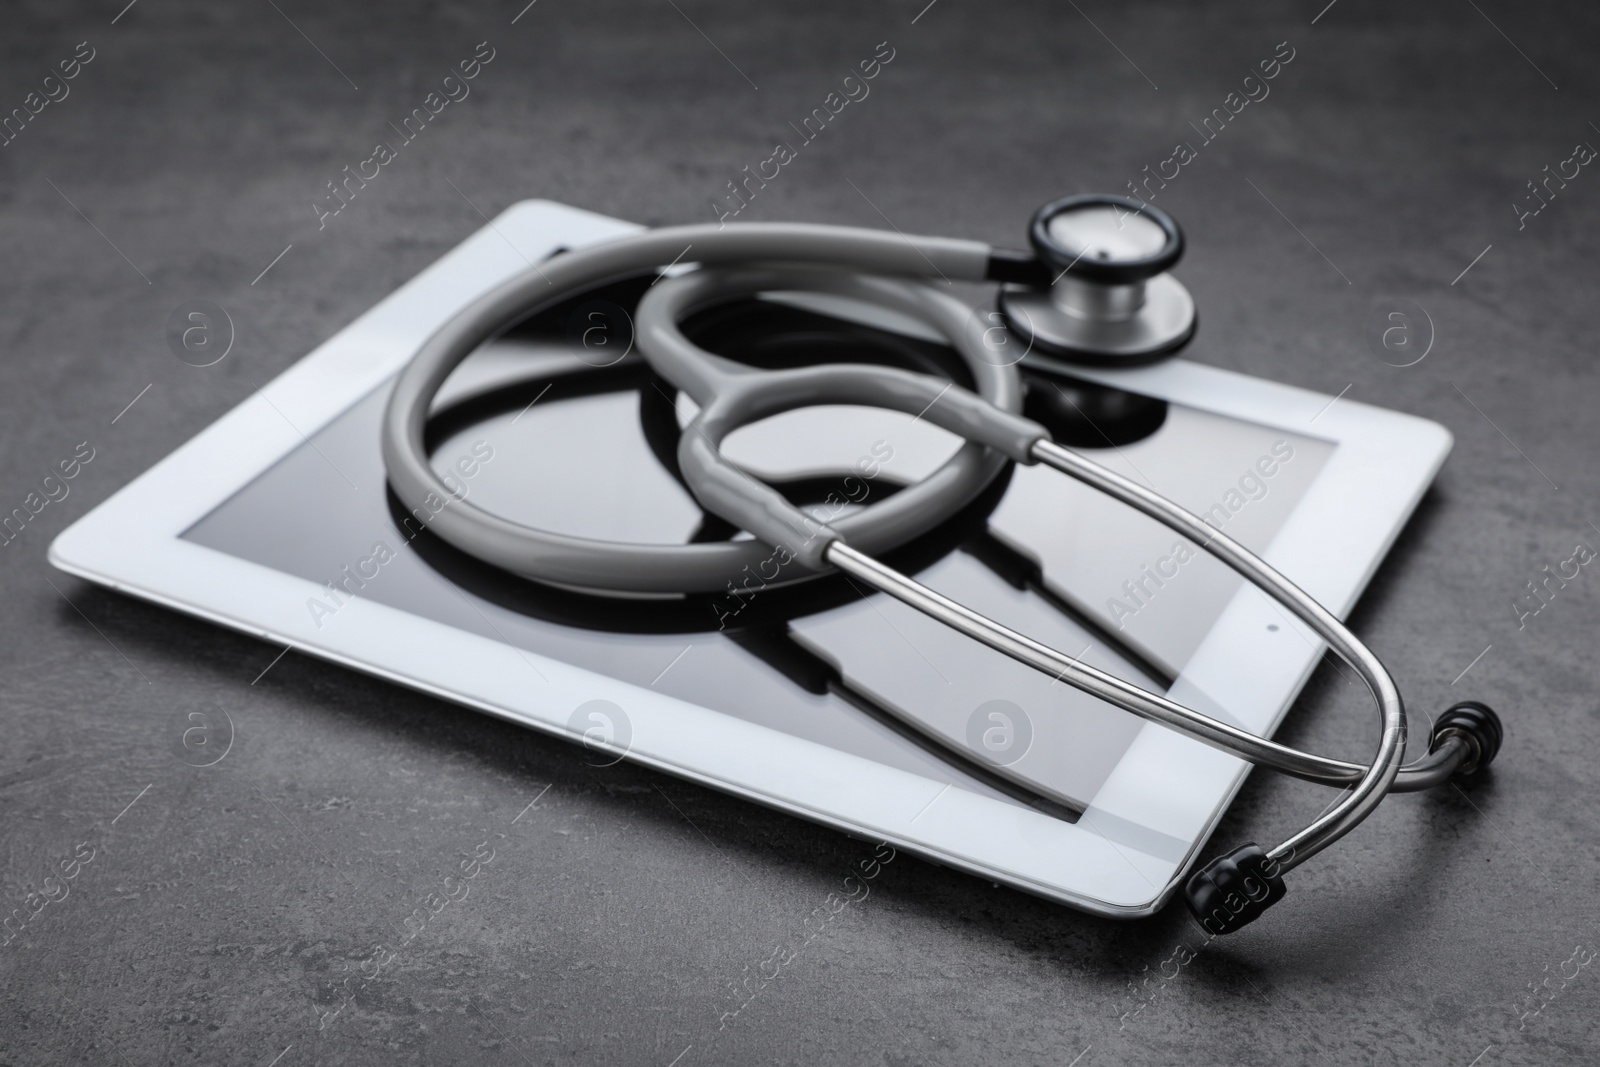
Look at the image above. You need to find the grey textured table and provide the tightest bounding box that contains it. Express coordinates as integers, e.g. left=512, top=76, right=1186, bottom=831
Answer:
left=3, top=2, right=1598, bottom=1064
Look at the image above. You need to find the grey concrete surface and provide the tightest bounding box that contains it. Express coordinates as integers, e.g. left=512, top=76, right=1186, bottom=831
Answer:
left=2, top=1, right=1599, bottom=1064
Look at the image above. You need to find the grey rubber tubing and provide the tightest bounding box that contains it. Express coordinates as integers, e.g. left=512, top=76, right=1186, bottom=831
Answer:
left=635, top=265, right=1043, bottom=569
left=380, top=224, right=1013, bottom=594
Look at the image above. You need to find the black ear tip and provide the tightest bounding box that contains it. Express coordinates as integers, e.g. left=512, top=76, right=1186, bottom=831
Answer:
left=1183, top=844, right=1287, bottom=935
left=1430, top=700, right=1503, bottom=777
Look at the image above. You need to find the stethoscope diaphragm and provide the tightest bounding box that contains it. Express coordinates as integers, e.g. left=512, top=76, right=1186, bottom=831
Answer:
left=998, top=194, right=1197, bottom=365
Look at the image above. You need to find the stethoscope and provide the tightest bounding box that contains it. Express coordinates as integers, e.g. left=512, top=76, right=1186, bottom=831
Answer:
left=381, top=194, right=1501, bottom=933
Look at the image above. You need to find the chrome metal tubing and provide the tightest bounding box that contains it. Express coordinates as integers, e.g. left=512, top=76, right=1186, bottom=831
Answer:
left=824, top=438, right=1416, bottom=873
left=1026, top=439, right=1406, bottom=870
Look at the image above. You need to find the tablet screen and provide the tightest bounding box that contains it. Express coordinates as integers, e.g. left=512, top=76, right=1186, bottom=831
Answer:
left=184, top=294, right=1332, bottom=816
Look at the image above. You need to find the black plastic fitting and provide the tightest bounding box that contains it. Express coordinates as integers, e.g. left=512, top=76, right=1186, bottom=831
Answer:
left=984, top=247, right=1052, bottom=288
left=1429, top=700, right=1503, bottom=777
left=1028, top=194, right=1184, bottom=285
left=1183, top=843, right=1287, bottom=936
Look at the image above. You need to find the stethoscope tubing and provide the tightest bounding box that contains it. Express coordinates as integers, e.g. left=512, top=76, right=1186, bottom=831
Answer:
left=381, top=224, right=1011, bottom=593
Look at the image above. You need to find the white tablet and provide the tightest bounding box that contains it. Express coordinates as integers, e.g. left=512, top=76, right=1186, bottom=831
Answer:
left=49, top=201, right=1451, bottom=918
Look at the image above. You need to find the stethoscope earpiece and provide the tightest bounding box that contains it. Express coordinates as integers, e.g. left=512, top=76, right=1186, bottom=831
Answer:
left=998, top=194, right=1197, bottom=365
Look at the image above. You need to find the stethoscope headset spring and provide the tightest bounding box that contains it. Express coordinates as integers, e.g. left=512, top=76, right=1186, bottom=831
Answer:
left=382, top=196, right=1502, bottom=933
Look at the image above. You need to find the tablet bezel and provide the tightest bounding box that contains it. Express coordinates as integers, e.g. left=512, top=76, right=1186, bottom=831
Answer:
left=49, top=201, right=1451, bottom=918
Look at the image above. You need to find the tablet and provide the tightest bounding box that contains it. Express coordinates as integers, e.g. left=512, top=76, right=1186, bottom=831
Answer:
left=49, top=201, right=1451, bottom=918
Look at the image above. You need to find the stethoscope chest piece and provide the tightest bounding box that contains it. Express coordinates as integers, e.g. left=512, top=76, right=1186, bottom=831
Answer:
left=998, top=194, right=1197, bottom=365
